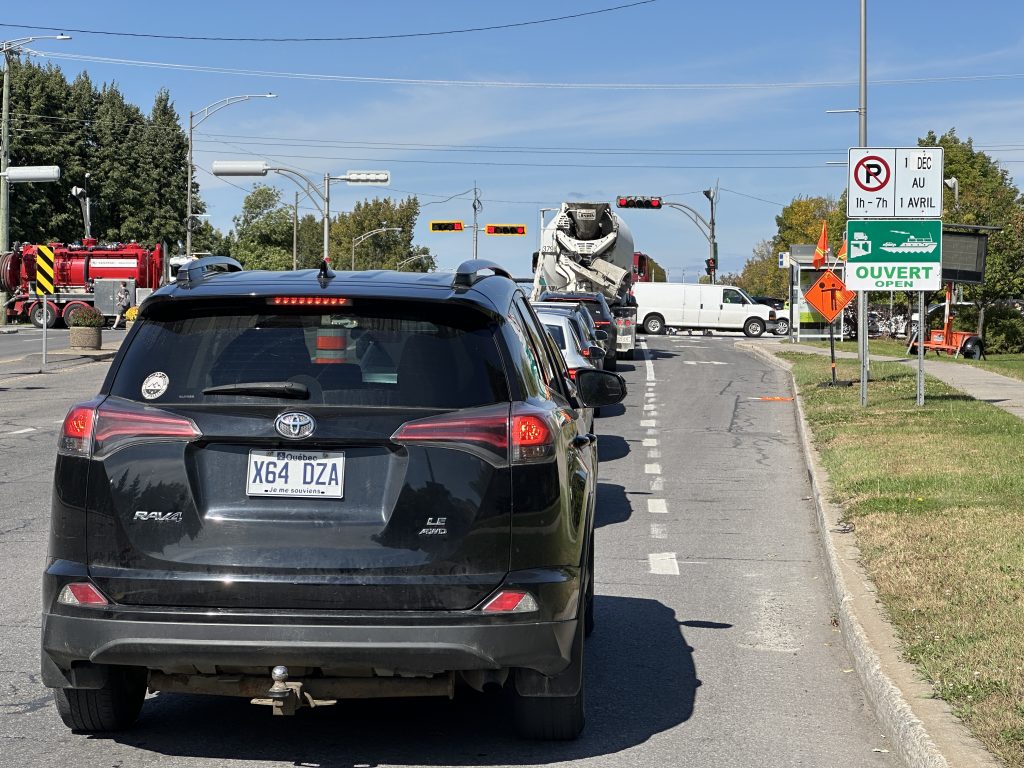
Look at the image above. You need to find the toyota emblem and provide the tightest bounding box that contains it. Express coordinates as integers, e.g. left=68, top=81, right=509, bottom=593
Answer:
left=275, top=412, right=316, bottom=439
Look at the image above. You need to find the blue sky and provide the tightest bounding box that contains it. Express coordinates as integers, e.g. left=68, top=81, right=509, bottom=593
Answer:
left=4, top=1, right=1023, bottom=278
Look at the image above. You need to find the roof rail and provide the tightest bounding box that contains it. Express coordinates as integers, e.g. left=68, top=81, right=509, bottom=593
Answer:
left=176, top=256, right=243, bottom=287
left=453, top=259, right=512, bottom=288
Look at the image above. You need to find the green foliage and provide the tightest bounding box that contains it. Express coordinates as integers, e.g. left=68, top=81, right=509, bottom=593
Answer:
left=329, top=196, right=435, bottom=271
left=734, top=239, right=787, bottom=297
left=771, top=194, right=846, bottom=255
left=920, top=130, right=1024, bottom=316
left=231, top=185, right=293, bottom=270
left=6, top=59, right=202, bottom=247
left=647, top=255, right=667, bottom=282
left=69, top=306, right=104, bottom=327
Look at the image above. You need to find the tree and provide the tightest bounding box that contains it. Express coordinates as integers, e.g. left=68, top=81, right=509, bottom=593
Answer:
left=140, top=89, right=189, bottom=245
left=647, top=255, right=667, bottom=282
left=921, top=129, right=1024, bottom=333
left=771, top=195, right=846, bottom=255
left=232, top=185, right=292, bottom=270
left=734, top=239, right=788, bottom=297
left=329, top=196, right=434, bottom=271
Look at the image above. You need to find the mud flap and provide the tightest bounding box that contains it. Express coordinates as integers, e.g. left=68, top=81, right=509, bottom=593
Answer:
left=514, top=613, right=583, bottom=698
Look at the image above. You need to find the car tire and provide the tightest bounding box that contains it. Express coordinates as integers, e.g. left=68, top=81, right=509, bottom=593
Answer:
left=512, top=604, right=586, bottom=740
left=743, top=317, right=765, bottom=338
left=53, top=666, right=147, bottom=733
left=774, top=318, right=790, bottom=336
left=643, top=314, right=664, bottom=335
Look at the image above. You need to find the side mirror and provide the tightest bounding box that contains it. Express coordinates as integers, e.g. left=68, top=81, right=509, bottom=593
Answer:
left=585, top=344, right=606, bottom=361
left=575, top=368, right=627, bottom=407
left=594, top=329, right=609, bottom=342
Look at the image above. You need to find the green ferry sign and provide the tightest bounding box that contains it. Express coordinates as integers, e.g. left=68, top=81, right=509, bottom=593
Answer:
left=845, top=219, right=942, bottom=291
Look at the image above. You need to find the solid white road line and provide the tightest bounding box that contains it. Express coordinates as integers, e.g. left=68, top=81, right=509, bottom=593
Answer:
left=644, top=463, right=661, bottom=475
left=648, top=552, right=680, bottom=575
left=648, top=498, right=668, bottom=514
left=641, top=341, right=655, bottom=382
left=642, top=438, right=658, bottom=447
left=5, top=427, right=36, bottom=435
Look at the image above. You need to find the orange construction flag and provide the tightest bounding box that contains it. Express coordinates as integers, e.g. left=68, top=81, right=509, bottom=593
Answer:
left=835, top=237, right=847, bottom=262
left=812, top=220, right=828, bottom=269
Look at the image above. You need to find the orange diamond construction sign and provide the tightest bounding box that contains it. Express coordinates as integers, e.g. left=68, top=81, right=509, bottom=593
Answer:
left=803, top=270, right=856, bottom=324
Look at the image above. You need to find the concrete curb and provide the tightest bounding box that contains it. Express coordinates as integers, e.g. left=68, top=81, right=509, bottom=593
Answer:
left=737, top=341, right=999, bottom=768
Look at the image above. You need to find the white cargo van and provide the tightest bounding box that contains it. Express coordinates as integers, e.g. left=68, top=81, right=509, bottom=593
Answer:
left=633, top=282, right=777, bottom=337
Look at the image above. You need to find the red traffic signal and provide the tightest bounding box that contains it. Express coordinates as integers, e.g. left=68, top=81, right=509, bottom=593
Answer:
left=704, top=257, right=716, bottom=275
left=485, top=224, right=527, bottom=236
left=430, top=220, right=465, bottom=232
left=616, top=196, right=662, bottom=209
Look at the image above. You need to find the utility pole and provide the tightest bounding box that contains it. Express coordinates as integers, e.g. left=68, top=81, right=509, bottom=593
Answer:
left=471, top=183, right=482, bottom=260
left=858, top=0, right=870, bottom=407
left=703, top=186, right=718, bottom=285
left=1, top=49, right=11, bottom=254
left=292, top=190, right=299, bottom=270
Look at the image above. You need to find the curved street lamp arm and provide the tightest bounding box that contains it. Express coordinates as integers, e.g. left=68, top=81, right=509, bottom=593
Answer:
left=270, top=168, right=326, bottom=214
left=665, top=202, right=712, bottom=243
left=191, top=94, right=275, bottom=130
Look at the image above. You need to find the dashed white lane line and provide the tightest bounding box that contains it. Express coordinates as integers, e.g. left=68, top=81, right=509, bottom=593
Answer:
left=4, top=428, right=36, bottom=436
left=641, top=341, right=655, bottom=382
left=644, top=463, right=661, bottom=475
left=650, top=477, right=664, bottom=491
left=642, top=438, right=658, bottom=447
left=643, top=404, right=655, bottom=411
left=648, top=552, right=680, bottom=575
left=647, top=449, right=661, bottom=460
left=640, top=419, right=656, bottom=428
left=650, top=523, right=668, bottom=540
left=648, top=498, right=668, bottom=514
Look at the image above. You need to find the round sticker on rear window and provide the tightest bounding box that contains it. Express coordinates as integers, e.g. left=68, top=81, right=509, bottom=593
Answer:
left=141, top=372, right=169, bottom=400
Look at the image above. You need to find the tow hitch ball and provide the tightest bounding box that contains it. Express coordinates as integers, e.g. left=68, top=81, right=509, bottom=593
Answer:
left=251, top=665, right=336, bottom=716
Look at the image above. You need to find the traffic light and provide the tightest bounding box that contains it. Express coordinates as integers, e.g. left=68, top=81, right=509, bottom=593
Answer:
left=616, top=196, right=662, bottom=209
left=485, top=224, right=527, bottom=236
left=705, top=258, right=716, bottom=276
left=430, top=221, right=464, bottom=232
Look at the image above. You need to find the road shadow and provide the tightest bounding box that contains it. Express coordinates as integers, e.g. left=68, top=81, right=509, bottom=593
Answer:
left=596, top=402, right=625, bottom=419
left=596, top=435, right=629, bottom=462
left=610, top=362, right=636, bottom=373
left=91, top=597, right=699, bottom=766
left=593, top=481, right=630, bottom=529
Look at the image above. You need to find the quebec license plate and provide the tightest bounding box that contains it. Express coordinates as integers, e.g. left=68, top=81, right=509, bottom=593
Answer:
left=246, top=450, right=345, bottom=498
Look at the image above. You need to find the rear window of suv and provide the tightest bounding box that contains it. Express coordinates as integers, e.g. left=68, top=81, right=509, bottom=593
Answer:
left=110, top=299, right=509, bottom=409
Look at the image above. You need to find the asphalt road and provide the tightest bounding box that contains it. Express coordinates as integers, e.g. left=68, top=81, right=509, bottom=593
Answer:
left=0, top=336, right=898, bottom=767
left=0, top=325, right=129, bottom=362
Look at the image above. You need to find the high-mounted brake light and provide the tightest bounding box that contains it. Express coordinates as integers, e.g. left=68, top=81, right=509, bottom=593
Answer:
left=269, top=296, right=350, bottom=306
left=57, top=582, right=109, bottom=607
left=481, top=590, right=539, bottom=614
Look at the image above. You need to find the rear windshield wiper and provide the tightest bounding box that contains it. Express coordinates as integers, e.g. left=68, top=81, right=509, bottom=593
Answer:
left=202, top=381, right=310, bottom=399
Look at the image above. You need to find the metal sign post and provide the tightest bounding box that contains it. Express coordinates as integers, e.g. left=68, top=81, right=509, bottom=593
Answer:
left=35, top=244, right=57, bottom=371
left=917, top=292, right=926, bottom=405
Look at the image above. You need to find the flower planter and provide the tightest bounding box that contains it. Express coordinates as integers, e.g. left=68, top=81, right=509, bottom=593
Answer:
left=69, top=326, right=102, bottom=350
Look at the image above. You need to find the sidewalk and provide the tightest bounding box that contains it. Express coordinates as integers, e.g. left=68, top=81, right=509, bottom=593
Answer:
left=0, top=343, right=122, bottom=382
left=758, top=339, right=1024, bottom=421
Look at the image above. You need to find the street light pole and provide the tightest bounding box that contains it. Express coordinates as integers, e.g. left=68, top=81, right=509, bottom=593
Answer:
left=211, top=161, right=389, bottom=265
left=1, top=34, right=71, bottom=253
left=186, top=93, right=275, bottom=259
left=352, top=226, right=402, bottom=270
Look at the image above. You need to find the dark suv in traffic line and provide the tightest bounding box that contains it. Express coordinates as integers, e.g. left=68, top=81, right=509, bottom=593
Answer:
left=536, top=291, right=619, bottom=370
left=41, top=257, right=626, bottom=740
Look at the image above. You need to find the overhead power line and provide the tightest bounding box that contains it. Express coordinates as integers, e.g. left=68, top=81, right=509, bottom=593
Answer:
left=0, top=3, right=656, bottom=42
left=24, top=49, right=1024, bottom=91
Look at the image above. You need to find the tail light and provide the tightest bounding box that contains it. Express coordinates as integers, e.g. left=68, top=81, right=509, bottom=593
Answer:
left=581, top=346, right=591, bottom=358
left=481, top=590, right=539, bottom=613
left=59, top=398, right=202, bottom=459
left=391, top=404, right=554, bottom=466
left=595, top=320, right=611, bottom=327
left=57, top=582, right=109, bottom=607
left=567, top=368, right=580, bottom=380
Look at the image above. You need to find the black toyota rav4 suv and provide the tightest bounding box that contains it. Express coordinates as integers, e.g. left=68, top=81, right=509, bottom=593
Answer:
left=41, top=257, right=626, bottom=740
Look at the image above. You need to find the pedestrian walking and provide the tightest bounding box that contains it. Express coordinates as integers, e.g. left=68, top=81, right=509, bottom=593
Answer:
left=112, top=282, right=131, bottom=329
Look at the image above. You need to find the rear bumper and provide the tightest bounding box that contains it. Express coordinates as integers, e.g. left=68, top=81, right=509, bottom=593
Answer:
left=41, top=611, right=577, bottom=688
left=41, top=563, right=581, bottom=689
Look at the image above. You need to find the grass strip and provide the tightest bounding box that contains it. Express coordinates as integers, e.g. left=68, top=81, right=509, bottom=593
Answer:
left=781, top=352, right=1024, bottom=767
